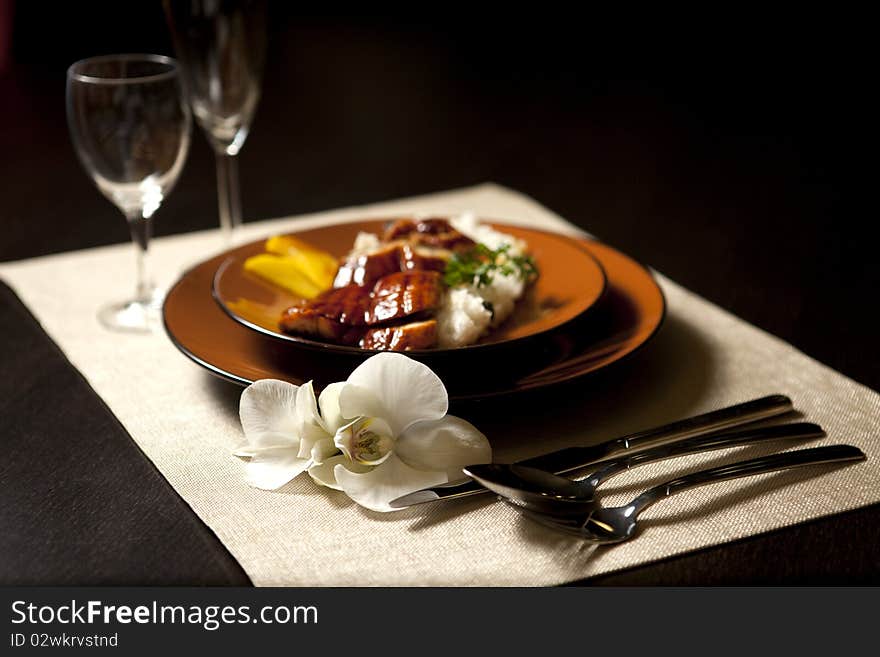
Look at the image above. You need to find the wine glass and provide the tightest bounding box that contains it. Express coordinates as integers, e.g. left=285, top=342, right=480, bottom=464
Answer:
left=162, top=0, right=267, bottom=245
left=66, top=54, right=192, bottom=332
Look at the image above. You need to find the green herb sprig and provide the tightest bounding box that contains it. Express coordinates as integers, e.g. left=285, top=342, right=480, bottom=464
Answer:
left=443, top=243, right=538, bottom=288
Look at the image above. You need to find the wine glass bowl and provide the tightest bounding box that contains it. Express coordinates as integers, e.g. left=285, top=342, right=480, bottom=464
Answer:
left=181, top=23, right=262, bottom=156
left=66, top=54, right=192, bottom=332
left=163, top=0, right=267, bottom=242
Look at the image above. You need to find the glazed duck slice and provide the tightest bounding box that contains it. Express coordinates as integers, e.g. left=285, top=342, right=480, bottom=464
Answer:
left=334, top=241, right=452, bottom=288
left=398, top=243, right=450, bottom=272
left=361, top=319, right=439, bottom=351
left=333, top=242, right=401, bottom=288
left=416, top=231, right=474, bottom=250
left=282, top=267, right=445, bottom=343
left=382, top=217, right=458, bottom=240
left=367, top=270, right=444, bottom=325
left=280, top=284, right=370, bottom=345
left=382, top=218, right=419, bottom=241
left=382, top=218, right=475, bottom=251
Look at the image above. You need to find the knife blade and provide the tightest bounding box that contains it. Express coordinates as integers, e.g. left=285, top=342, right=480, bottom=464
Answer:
left=388, top=394, right=794, bottom=508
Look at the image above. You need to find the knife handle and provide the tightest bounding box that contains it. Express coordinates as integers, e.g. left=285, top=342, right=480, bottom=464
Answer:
left=521, top=394, right=793, bottom=474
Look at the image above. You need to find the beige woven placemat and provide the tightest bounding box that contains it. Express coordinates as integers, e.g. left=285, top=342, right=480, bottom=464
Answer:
left=2, top=183, right=877, bottom=585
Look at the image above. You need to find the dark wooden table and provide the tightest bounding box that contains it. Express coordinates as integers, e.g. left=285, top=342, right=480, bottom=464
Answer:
left=1, top=5, right=876, bottom=584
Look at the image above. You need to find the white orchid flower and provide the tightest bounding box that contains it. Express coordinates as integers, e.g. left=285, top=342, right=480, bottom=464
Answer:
left=235, top=353, right=492, bottom=512
left=236, top=379, right=345, bottom=490
left=328, top=353, right=491, bottom=512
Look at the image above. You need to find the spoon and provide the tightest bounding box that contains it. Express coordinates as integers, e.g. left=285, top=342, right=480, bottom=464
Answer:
left=503, top=444, right=866, bottom=544
left=463, top=422, right=824, bottom=516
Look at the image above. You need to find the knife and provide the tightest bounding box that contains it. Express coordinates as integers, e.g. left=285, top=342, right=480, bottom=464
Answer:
left=388, top=394, right=794, bottom=508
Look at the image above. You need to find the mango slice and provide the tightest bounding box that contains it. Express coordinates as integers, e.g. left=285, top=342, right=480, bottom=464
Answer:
left=243, top=253, right=325, bottom=299
left=264, top=235, right=338, bottom=290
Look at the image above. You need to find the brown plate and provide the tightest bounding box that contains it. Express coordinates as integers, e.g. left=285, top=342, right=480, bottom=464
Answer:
left=211, top=220, right=607, bottom=354
left=163, top=229, right=665, bottom=400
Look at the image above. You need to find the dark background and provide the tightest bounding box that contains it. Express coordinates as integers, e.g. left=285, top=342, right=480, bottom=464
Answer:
left=1, top=3, right=877, bottom=584
left=2, top=4, right=876, bottom=390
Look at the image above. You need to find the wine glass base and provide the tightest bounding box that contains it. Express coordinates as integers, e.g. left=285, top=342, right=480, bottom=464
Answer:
left=97, top=292, right=165, bottom=334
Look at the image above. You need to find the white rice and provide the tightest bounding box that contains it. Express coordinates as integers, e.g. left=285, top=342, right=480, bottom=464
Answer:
left=435, top=271, right=526, bottom=347
left=475, top=270, right=526, bottom=328
left=450, top=212, right=528, bottom=256
left=436, top=288, right=492, bottom=348
left=437, top=213, right=527, bottom=346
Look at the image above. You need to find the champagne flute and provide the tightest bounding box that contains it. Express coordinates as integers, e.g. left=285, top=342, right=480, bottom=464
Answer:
left=163, top=0, right=267, bottom=245
left=66, top=54, right=192, bottom=332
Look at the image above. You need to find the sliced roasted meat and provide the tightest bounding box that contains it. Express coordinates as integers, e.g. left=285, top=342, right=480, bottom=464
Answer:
left=333, top=242, right=402, bottom=288
left=382, top=218, right=418, bottom=241
left=280, top=284, right=370, bottom=345
left=410, top=219, right=474, bottom=250
left=334, top=241, right=452, bottom=287
left=413, top=217, right=454, bottom=234
left=410, top=230, right=474, bottom=250
left=367, top=270, right=444, bottom=325
left=361, top=319, right=439, bottom=351
left=381, top=217, right=474, bottom=251
left=398, top=243, right=450, bottom=272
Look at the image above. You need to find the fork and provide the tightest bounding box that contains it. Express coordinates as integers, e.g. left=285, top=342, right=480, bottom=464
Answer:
left=507, top=444, right=866, bottom=543
left=464, top=421, right=825, bottom=516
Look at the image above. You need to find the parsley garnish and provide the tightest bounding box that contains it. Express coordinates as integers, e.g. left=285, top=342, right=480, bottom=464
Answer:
left=443, top=244, right=538, bottom=288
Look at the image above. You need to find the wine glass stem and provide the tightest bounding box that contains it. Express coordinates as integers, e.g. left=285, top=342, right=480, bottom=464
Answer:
left=216, top=151, right=242, bottom=243
left=126, top=212, right=155, bottom=303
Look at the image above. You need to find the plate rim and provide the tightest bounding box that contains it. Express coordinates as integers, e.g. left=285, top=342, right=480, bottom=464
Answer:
left=513, top=239, right=667, bottom=393
left=209, top=218, right=609, bottom=355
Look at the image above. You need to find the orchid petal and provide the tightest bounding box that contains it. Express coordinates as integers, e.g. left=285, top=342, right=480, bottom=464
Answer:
left=339, top=353, right=448, bottom=436
left=233, top=430, right=300, bottom=457
left=335, top=385, right=383, bottom=429
left=317, top=381, right=346, bottom=432
left=334, top=454, right=448, bottom=512
left=294, top=382, right=333, bottom=458
left=310, top=437, right=339, bottom=465
left=396, top=415, right=492, bottom=479
left=308, top=455, right=371, bottom=490
left=239, top=379, right=301, bottom=446
left=295, top=380, right=320, bottom=423
left=243, top=447, right=311, bottom=490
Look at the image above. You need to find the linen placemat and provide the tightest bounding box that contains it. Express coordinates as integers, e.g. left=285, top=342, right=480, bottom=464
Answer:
left=2, top=183, right=877, bottom=586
